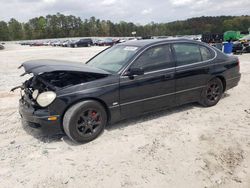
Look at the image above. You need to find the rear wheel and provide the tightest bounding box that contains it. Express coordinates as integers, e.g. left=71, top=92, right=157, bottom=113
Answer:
left=200, top=78, right=223, bottom=107
left=74, top=44, right=77, bottom=48
left=63, top=100, right=107, bottom=143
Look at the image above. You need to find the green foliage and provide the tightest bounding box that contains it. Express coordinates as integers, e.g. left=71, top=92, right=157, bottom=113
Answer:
left=0, top=21, right=9, bottom=40
left=0, top=14, right=249, bottom=41
left=8, top=18, right=23, bottom=40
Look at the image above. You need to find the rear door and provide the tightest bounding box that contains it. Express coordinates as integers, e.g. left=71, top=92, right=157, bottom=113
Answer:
left=119, top=44, right=176, bottom=118
left=172, top=42, right=215, bottom=105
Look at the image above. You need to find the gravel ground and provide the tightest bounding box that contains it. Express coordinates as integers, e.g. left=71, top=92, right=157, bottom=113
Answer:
left=0, top=44, right=250, bottom=188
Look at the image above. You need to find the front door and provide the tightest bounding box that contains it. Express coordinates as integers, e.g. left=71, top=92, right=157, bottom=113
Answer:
left=119, top=44, right=176, bottom=119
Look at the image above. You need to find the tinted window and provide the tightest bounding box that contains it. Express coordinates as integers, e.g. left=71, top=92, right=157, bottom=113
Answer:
left=173, top=43, right=202, bottom=66
left=200, top=46, right=213, bottom=61
left=130, top=44, right=173, bottom=72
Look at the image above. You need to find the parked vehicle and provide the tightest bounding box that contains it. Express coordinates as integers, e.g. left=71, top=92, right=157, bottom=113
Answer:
left=240, top=34, right=250, bottom=42
left=141, top=36, right=152, bottom=40
left=29, top=41, right=44, bottom=46
left=93, top=39, right=102, bottom=46
left=20, top=41, right=31, bottom=45
left=58, top=40, right=67, bottom=47
left=117, top=39, right=126, bottom=43
left=95, top=38, right=115, bottom=46
left=201, top=33, right=223, bottom=43
left=62, top=40, right=72, bottom=47
left=128, top=37, right=138, bottom=41
left=17, top=39, right=241, bottom=143
left=70, top=38, right=93, bottom=47
left=232, top=42, right=244, bottom=54
left=113, top=38, right=125, bottom=44
left=210, top=43, right=223, bottom=51
left=244, top=43, right=250, bottom=53
left=43, top=41, right=51, bottom=46
left=51, top=40, right=61, bottom=47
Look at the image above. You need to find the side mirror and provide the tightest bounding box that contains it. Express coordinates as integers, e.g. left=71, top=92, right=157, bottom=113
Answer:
left=124, top=68, right=144, bottom=77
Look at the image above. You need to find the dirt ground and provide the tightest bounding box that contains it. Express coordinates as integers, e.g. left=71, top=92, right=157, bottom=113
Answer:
left=0, top=43, right=250, bottom=188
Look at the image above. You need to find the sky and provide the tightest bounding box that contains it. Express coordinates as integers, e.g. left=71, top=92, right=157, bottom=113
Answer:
left=0, top=0, right=249, bottom=24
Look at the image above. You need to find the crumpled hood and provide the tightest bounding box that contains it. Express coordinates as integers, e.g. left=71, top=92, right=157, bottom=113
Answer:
left=20, top=59, right=111, bottom=76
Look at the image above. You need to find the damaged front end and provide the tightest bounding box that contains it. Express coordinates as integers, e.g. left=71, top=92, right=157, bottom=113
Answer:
left=20, top=75, right=57, bottom=108
left=19, top=70, right=107, bottom=108
left=16, top=59, right=110, bottom=128
left=18, top=73, right=61, bottom=128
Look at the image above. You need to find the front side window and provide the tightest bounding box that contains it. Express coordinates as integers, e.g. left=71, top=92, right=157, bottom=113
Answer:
left=130, top=44, right=173, bottom=72
left=173, top=43, right=202, bottom=66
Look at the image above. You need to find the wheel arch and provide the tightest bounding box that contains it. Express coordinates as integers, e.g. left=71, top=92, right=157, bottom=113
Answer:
left=60, top=97, right=111, bottom=131
left=200, top=75, right=226, bottom=107
left=215, top=75, right=226, bottom=92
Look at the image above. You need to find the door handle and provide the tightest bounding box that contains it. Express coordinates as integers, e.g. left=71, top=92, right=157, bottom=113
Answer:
left=163, top=74, right=174, bottom=80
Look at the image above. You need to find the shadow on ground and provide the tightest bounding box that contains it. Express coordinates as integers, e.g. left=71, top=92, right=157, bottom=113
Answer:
left=22, top=120, right=65, bottom=142
left=106, top=102, right=200, bottom=131
left=21, top=92, right=230, bottom=145
left=21, top=103, right=200, bottom=144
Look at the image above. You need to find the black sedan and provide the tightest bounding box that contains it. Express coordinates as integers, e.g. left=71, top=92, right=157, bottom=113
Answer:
left=17, top=39, right=241, bottom=143
left=70, top=38, right=93, bottom=48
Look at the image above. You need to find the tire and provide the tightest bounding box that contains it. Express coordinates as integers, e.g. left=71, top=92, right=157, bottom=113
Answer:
left=63, top=100, right=107, bottom=143
left=200, top=78, right=223, bottom=107
left=74, top=44, right=77, bottom=48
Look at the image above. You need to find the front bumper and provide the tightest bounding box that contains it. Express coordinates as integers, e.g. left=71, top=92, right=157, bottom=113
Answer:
left=19, top=99, right=61, bottom=128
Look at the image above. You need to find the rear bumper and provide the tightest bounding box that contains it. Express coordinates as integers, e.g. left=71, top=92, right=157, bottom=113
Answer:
left=19, top=99, right=61, bottom=128
left=226, top=75, right=241, bottom=91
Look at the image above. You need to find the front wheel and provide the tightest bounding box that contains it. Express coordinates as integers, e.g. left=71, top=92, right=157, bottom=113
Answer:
left=200, top=78, right=223, bottom=107
left=63, top=101, right=107, bottom=143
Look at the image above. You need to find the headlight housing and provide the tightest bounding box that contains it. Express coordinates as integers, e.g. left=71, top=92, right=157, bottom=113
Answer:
left=36, top=91, right=56, bottom=107
left=32, top=89, right=39, bottom=100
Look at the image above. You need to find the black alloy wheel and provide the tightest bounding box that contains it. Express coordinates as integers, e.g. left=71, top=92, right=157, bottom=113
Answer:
left=63, top=101, right=107, bottom=143
left=206, top=81, right=220, bottom=102
left=200, top=78, right=223, bottom=107
left=76, top=109, right=102, bottom=137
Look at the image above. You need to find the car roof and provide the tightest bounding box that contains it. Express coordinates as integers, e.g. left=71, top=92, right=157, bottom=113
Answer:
left=119, top=38, right=198, bottom=47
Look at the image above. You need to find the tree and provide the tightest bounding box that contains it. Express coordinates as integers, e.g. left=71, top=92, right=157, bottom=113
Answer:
left=8, top=18, right=23, bottom=40
left=0, top=21, right=9, bottom=41
left=23, top=23, right=32, bottom=40
left=1, top=14, right=250, bottom=40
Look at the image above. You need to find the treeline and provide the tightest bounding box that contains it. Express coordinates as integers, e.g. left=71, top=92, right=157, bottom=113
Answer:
left=0, top=13, right=250, bottom=41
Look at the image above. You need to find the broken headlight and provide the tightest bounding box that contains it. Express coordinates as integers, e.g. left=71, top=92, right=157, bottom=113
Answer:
left=32, top=89, right=39, bottom=99
left=36, top=91, right=56, bottom=107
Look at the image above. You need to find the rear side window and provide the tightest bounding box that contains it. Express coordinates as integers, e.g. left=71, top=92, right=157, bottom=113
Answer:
left=200, top=46, right=213, bottom=61
left=130, top=44, right=173, bottom=72
left=173, top=43, right=202, bottom=66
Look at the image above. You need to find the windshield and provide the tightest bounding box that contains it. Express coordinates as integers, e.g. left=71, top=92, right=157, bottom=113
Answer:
left=87, top=45, right=139, bottom=73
